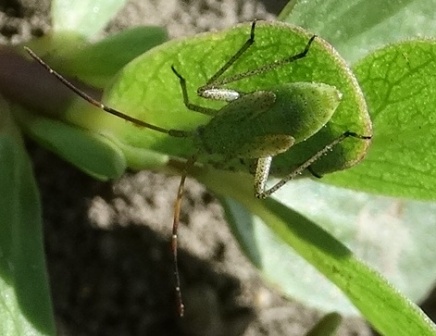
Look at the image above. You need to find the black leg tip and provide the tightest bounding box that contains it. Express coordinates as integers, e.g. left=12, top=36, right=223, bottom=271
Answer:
left=308, top=166, right=323, bottom=179
left=344, top=131, right=372, bottom=140
left=171, top=65, right=184, bottom=80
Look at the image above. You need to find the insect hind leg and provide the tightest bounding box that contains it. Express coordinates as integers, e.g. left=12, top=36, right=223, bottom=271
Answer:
left=255, top=131, right=372, bottom=198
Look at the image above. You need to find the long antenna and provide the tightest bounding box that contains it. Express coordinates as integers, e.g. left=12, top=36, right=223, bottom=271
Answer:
left=24, top=47, right=189, bottom=138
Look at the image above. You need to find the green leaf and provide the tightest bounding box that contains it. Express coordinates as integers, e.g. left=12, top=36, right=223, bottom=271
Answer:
left=324, top=39, right=436, bottom=200
left=197, top=168, right=436, bottom=336
left=52, top=0, right=128, bottom=38
left=280, top=0, right=436, bottom=63
left=57, top=26, right=169, bottom=88
left=14, top=106, right=127, bottom=180
left=305, top=312, right=342, bottom=336
left=0, top=99, right=55, bottom=335
left=64, top=21, right=371, bottom=176
left=272, top=179, right=436, bottom=310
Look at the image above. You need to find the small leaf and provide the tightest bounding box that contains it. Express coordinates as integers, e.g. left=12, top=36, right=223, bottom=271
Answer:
left=0, top=99, right=55, bottom=335
left=305, top=312, right=342, bottom=336
left=14, top=106, right=127, bottom=180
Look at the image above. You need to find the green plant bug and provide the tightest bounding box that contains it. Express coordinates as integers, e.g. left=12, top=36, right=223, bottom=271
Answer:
left=25, top=20, right=372, bottom=317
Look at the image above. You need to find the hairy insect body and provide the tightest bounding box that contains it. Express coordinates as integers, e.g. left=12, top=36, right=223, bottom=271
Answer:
left=25, top=21, right=370, bottom=316
left=194, top=82, right=341, bottom=161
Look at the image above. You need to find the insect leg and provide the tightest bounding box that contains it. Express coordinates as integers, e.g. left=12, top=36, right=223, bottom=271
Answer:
left=254, top=131, right=372, bottom=199
left=307, top=166, right=323, bottom=179
left=254, top=156, right=273, bottom=198
left=200, top=20, right=257, bottom=90
left=171, top=154, right=198, bottom=317
left=171, top=65, right=220, bottom=116
left=211, top=34, right=317, bottom=88
left=197, top=21, right=257, bottom=102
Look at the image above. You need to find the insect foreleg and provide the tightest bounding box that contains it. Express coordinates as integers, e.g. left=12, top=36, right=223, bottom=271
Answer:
left=307, top=166, right=323, bottom=179
left=255, top=131, right=372, bottom=199
left=200, top=20, right=257, bottom=90
left=197, top=20, right=257, bottom=103
left=171, top=65, right=220, bottom=116
left=209, top=35, right=317, bottom=89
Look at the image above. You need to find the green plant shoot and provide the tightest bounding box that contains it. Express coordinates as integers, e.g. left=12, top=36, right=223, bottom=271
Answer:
left=25, top=20, right=371, bottom=316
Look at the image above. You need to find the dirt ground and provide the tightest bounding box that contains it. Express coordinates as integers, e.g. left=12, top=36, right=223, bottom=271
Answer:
left=2, top=0, right=435, bottom=335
